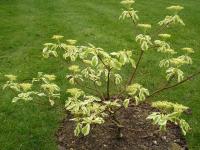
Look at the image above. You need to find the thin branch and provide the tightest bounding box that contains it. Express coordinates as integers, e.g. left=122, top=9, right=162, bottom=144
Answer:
left=151, top=21, right=172, bottom=39
left=127, top=50, right=144, bottom=85
left=108, top=110, right=124, bottom=138
left=151, top=75, right=175, bottom=96
left=126, top=18, right=172, bottom=86
left=125, top=11, right=142, bottom=86
left=106, top=68, right=111, bottom=99
left=117, top=51, right=146, bottom=99
left=124, top=21, right=174, bottom=88
left=148, top=70, right=200, bottom=98
left=117, top=31, right=164, bottom=98
left=128, top=12, right=136, bottom=25
left=97, top=54, right=111, bottom=99
left=117, top=14, right=171, bottom=98
left=97, top=55, right=108, bottom=69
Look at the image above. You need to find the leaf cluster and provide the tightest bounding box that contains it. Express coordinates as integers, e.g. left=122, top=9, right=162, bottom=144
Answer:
left=147, top=101, right=190, bottom=135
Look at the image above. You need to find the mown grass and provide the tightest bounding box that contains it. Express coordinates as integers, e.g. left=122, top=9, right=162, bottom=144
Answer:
left=0, top=0, right=200, bottom=149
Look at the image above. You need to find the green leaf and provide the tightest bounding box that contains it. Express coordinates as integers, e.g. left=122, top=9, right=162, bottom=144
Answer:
left=179, top=119, right=190, bottom=135
left=74, top=123, right=82, bottom=136
left=96, top=81, right=102, bottom=86
left=91, top=56, right=98, bottom=66
left=37, top=93, right=46, bottom=97
left=69, top=78, right=75, bottom=84
left=12, top=97, right=20, bottom=103
left=111, top=59, right=122, bottom=70
left=51, top=51, right=58, bottom=57
left=130, top=58, right=136, bottom=68
left=123, top=99, right=130, bottom=108
left=49, top=99, right=55, bottom=106
left=93, top=117, right=104, bottom=124
left=82, top=123, right=90, bottom=136
left=114, top=74, right=122, bottom=85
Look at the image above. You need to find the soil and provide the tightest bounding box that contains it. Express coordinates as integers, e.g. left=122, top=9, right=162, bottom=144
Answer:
left=56, top=103, right=188, bottom=150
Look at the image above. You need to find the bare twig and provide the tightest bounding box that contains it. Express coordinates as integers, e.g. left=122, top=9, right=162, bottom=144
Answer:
left=148, top=70, right=200, bottom=98
left=109, top=112, right=124, bottom=138
left=116, top=50, right=144, bottom=98
left=128, top=12, right=136, bottom=25
left=97, top=54, right=112, bottom=99
left=151, top=21, right=172, bottom=39
left=127, top=50, right=144, bottom=85
left=106, top=68, right=111, bottom=99
left=97, top=55, right=108, bottom=69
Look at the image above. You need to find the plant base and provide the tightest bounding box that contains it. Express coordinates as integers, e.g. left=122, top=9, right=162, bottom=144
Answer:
left=56, top=103, right=188, bottom=150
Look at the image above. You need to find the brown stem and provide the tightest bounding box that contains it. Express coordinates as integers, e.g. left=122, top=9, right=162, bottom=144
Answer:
left=97, top=54, right=111, bottom=99
left=116, top=15, right=171, bottom=98
left=116, top=11, right=139, bottom=95
left=97, top=55, right=108, bottom=69
left=110, top=114, right=124, bottom=138
left=128, top=11, right=136, bottom=25
left=151, top=21, right=172, bottom=39
left=148, top=70, right=200, bottom=98
left=126, top=17, right=172, bottom=86
left=107, top=68, right=111, bottom=99
left=97, top=55, right=111, bottom=99
left=153, top=75, right=175, bottom=94
left=127, top=50, right=144, bottom=85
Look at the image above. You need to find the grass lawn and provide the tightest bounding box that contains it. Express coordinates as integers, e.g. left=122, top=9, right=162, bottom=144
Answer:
left=0, top=0, right=200, bottom=149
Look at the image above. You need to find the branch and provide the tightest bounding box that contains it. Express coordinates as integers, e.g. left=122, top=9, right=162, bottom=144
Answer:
left=106, top=68, right=111, bottom=99
left=127, top=50, right=144, bottom=85
left=127, top=18, right=172, bottom=86
left=97, top=55, right=111, bottom=99
left=97, top=55, right=108, bottom=69
left=128, top=12, right=136, bottom=25
left=116, top=50, right=144, bottom=98
left=126, top=14, right=172, bottom=86
left=108, top=110, right=124, bottom=138
left=117, top=14, right=170, bottom=97
left=151, top=21, right=172, bottom=39
left=148, top=70, right=200, bottom=98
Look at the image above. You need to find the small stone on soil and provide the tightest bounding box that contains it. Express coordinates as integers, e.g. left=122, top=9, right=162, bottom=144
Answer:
left=153, top=140, right=158, bottom=145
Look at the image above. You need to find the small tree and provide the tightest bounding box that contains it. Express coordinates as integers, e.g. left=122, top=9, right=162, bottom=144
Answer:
left=3, top=0, right=200, bottom=138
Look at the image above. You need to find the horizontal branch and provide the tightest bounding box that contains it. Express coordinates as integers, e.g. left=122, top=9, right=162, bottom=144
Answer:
left=148, top=70, right=200, bottom=98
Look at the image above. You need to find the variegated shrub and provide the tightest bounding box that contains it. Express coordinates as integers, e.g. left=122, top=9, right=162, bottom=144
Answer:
left=3, top=0, right=200, bottom=137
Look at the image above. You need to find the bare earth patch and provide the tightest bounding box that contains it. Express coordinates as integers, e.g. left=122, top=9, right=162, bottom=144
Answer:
left=56, top=103, right=188, bottom=150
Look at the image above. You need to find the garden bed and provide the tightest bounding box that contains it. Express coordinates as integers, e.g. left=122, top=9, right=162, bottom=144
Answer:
left=56, top=103, right=188, bottom=150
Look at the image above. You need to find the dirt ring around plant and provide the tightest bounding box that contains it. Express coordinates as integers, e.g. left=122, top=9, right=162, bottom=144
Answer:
left=56, top=103, right=188, bottom=150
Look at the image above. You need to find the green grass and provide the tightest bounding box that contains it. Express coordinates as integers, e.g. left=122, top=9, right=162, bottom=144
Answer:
left=0, top=0, right=200, bottom=149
